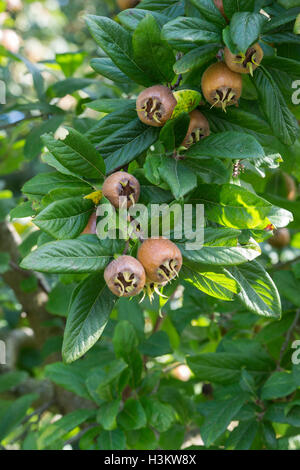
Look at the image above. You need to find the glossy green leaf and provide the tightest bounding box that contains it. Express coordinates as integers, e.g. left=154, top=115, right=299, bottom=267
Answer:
left=20, top=236, right=112, bottom=273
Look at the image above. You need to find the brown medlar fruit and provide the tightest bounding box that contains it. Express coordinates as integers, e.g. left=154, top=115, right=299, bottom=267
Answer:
left=104, top=255, right=146, bottom=297
left=102, top=171, right=140, bottom=209
left=268, top=228, right=290, bottom=249
left=201, top=62, right=242, bottom=112
left=117, top=0, right=140, bottom=10
left=182, top=110, right=210, bottom=148
left=138, top=238, right=182, bottom=283
left=81, top=211, right=97, bottom=235
left=224, top=43, right=264, bottom=76
left=136, top=85, right=177, bottom=127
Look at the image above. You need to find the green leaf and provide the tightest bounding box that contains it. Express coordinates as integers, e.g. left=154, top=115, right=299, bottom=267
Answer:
left=171, top=90, right=202, bottom=119
left=181, top=265, right=239, bottom=301
left=20, top=236, right=112, bottom=273
left=230, top=12, right=267, bottom=52
left=173, top=45, right=219, bottom=74
left=160, top=112, right=190, bottom=150
left=187, top=349, right=274, bottom=384
left=159, top=424, right=185, bottom=450
left=190, top=184, right=272, bottom=229
left=126, top=427, right=157, bottom=450
left=228, top=260, right=282, bottom=318
left=186, top=131, right=265, bottom=160
left=161, top=16, right=222, bottom=49
left=190, top=0, right=227, bottom=26
left=200, top=395, right=247, bottom=447
left=97, top=400, right=121, bottom=431
left=225, top=420, right=258, bottom=450
left=0, top=371, right=28, bottom=393
left=118, top=8, right=169, bottom=31
left=62, top=274, right=117, bottom=363
left=22, top=172, right=90, bottom=199
left=10, top=201, right=35, bottom=219
left=143, top=398, right=176, bottom=432
left=178, top=228, right=261, bottom=266
left=46, top=283, right=75, bottom=317
left=97, top=429, right=126, bottom=450
left=139, top=331, right=172, bottom=357
left=261, top=372, right=298, bottom=400
left=117, top=399, right=147, bottom=430
left=42, top=128, right=105, bottom=180
left=86, top=359, right=128, bottom=402
left=137, top=0, right=185, bottom=17
left=56, top=52, right=86, bottom=78
left=251, top=67, right=299, bottom=146
left=132, top=14, right=175, bottom=83
left=184, top=157, right=231, bottom=184
left=45, top=362, right=91, bottom=399
left=86, top=104, right=160, bottom=174
left=38, top=409, right=95, bottom=449
left=91, top=58, right=134, bottom=84
left=113, top=320, right=139, bottom=359
left=24, top=115, right=64, bottom=160
left=158, top=157, right=197, bottom=199
left=47, top=78, right=95, bottom=98
left=86, top=15, right=152, bottom=87
left=33, top=197, right=94, bottom=239
left=0, top=394, right=37, bottom=442
left=223, top=0, right=256, bottom=19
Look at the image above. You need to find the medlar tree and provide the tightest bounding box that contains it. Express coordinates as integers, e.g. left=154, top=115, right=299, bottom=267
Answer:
left=1, top=0, right=300, bottom=451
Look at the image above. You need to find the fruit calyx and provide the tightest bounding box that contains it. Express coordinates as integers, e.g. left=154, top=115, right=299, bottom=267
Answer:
left=201, top=62, right=242, bottom=112
left=182, top=110, right=210, bottom=148
left=102, top=171, right=140, bottom=209
left=104, top=255, right=146, bottom=297
left=136, top=85, right=177, bottom=127
left=224, top=43, right=264, bottom=76
left=138, top=237, right=183, bottom=284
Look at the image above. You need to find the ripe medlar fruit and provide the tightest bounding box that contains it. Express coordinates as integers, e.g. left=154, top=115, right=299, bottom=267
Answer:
left=224, top=43, right=264, bottom=76
left=268, top=228, right=290, bottom=249
left=102, top=171, right=140, bottom=209
left=104, top=255, right=146, bottom=297
left=136, top=85, right=177, bottom=127
left=81, top=211, right=97, bottom=235
left=117, top=0, right=140, bottom=10
left=201, top=62, right=242, bottom=112
left=182, top=110, right=210, bottom=148
left=138, top=238, right=183, bottom=283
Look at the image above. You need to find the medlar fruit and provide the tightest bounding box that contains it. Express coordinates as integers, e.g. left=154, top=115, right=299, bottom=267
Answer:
left=201, top=62, right=242, bottom=112
left=102, top=171, right=140, bottom=209
left=117, top=0, right=140, bottom=10
left=81, top=211, right=97, bottom=235
left=224, top=43, right=264, bottom=76
left=268, top=228, right=290, bottom=249
left=104, top=255, right=146, bottom=297
left=138, top=238, right=183, bottom=283
left=182, top=110, right=210, bottom=148
left=136, top=85, right=177, bottom=127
